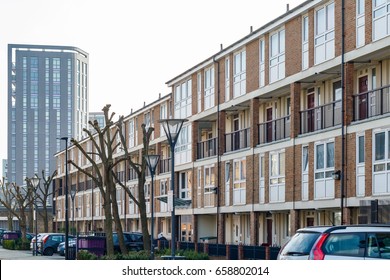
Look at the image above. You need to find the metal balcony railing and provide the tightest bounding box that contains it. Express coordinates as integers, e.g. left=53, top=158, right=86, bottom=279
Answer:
left=197, top=137, right=217, bottom=159
left=353, top=85, right=390, bottom=121
left=225, top=128, right=250, bottom=152
left=258, top=115, right=290, bottom=145
left=159, top=158, right=171, bottom=174
left=300, top=100, right=341, bottom=134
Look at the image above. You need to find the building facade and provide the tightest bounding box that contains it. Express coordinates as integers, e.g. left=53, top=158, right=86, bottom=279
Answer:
left=8, top=44, right=89, bottom=186
left=54, top=0, right=390, bottom=246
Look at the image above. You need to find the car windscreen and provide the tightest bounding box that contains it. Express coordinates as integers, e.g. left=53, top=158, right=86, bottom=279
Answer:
left=280, top=232, right=321, bottom=256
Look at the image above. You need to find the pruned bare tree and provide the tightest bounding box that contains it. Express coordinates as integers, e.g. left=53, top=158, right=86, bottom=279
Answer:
left=36, top=170, right=57, bottom=232
left=0, top=178, right=16, bottom=230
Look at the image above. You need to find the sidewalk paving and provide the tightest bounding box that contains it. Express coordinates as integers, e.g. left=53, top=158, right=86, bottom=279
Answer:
left=0, top=246, right=64, bottom=260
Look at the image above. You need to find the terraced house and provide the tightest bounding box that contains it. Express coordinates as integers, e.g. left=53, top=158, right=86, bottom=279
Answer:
left=54, top=0, right=390, bottom=247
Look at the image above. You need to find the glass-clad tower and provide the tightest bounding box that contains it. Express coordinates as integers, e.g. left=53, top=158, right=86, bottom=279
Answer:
left=7, top=44, right=89, bottom=186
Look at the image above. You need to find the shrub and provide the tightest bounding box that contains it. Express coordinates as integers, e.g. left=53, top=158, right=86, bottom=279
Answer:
left=100, top=250, right=150, bottom=260
left=2, top=240, right=16, bottom=250
left=15, top=239, right=30, bottom=250
left=77, top=250, right=98, bottom=260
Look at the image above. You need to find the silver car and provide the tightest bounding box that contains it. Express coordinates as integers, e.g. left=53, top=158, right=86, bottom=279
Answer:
left=277, top=224, right=390, bottom=260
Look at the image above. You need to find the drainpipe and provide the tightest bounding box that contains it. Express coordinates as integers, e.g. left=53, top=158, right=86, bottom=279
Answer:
left=340, top=0, right=346, bottom=225
left=213, top=55, right=221, bottom=243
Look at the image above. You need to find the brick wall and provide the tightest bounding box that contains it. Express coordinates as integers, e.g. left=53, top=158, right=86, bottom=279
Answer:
left=285, top=17, right=302, bottom=76
left=246, top=39, right=260, bottom=93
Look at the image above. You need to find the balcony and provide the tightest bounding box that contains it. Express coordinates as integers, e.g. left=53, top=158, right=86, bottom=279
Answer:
left=197, top=137, right=217, bottom=159
left=300, top=100, right=341, bottom=134
left=128, top=168, right=137, bottom=181
left=159, top=158, right=171, bottom=174
left=258, top=115, right=290, bottom=145
left=225, top=128, right=250, bottom=152
left=353, top=85, right=390, bottom=121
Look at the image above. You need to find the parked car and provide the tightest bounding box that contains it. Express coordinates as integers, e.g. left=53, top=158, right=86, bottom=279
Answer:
left=30, top=233, right=49, bottom=251
left=39, top=233, right=74, bottom=256
left=113, top=232, right=143, bottom=253
left=57, top=238, right=76, bottom=256
left=277, top=224, right=390, bottom=260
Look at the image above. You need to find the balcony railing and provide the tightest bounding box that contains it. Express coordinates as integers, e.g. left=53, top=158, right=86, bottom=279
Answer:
left=353, top=85, right=390, bottom=121
left=225, top=128, right=250, bottom=152
left=159, top=158, right=171, bottom=174
left=197, top=137, right=217, bottom=159
left=128, top=168, right=137, bottom=181
left=300, top=100, right=341, bottom=134
left=258, top=115, right=290, bottom=145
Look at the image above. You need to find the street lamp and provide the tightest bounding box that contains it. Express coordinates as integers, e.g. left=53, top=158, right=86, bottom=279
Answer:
left=145, top=154, right=160, bottom=260
left=159, top=118, right=187, bottom=259
left=29, top=175, right=40, bottom=257
left=58, top=136, right=70, bottom=260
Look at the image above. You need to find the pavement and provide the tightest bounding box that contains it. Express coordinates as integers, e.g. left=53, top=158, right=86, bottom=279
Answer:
left=0, top=246, right=65, bottom=260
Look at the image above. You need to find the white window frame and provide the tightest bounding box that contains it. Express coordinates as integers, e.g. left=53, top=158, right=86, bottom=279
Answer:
left=372, top=129, right=390, bottom=195
left=302, top=145, right=309, bottom=201
left=314, top=2, right=335, bottom=64
left=269, top=150, right=285, bottom=203
left=373, top=0, right=390, bottom=41
left=302, top=15, right=309, bottom=70
left=174, top=79, right=192, bottom=119
left=356, top=133, right=366, bottom=197
left=197, top=73, right=202, bottom=113
left=269, top=28, right=285, bottom=83
left=259, top=154, right=265, bottom=204
left=259, top=39, right=266, bottom=87
left=159, top=179, right=168, bottom=212
left=175, top=124, right=192, bottom=165
left=356, top=0, right=365, bottom=47
left=197, top=167, right=202, bottom=208
left=314, top=140, right=335, bottom=199
left=204, top=165, right=215, bottom=207
left=233, top=158, right=246, bottom=205
left=179, top=171, right=191, bottom=200
left=160, top=103, right=167, bottom=134
left=204, top=66, right=215, bottom=110
left=225, top=57, right=230, bottom=101
left=233, top=49, right=246, bottom=98
left=225, top=162, right=230, bottom=206
left=128, top=119, right=135, bottom=148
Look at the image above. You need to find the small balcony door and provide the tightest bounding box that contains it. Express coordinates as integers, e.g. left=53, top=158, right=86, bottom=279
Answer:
left=307, top=92, right=315, bottom=132
left=358, top=76, right=368, bottom=120
left=266, top=108, right=273, bottom=142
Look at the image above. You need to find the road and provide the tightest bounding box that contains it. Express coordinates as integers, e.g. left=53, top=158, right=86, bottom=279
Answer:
left=0, top=246, right=64, bottom=260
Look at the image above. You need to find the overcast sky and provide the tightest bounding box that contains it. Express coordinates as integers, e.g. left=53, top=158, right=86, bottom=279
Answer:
left=0, top=0, right=304, bottom=175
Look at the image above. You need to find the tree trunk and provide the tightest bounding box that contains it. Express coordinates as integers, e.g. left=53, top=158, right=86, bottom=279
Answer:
left=103, top=193, right=114, bottom=256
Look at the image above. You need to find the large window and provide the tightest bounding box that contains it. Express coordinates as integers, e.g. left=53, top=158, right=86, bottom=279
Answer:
left=233, top=158, right=246, bottom=205
left=259, top=39, right=265, bottom=87
left=373, top=0, right=390, bottom=41
left=128, top=119, right=135, bottom=148
left=315, top=2, right=335, bottom=64
left=225, top=57, right=230, bottom=101
left=175, top=124, right=192, bottom=164
left=373, top=130, right=390, bottom=194
left=269, top=29, right=285, bottom=83
left=314, top=140, right=335, bottom=199
left=356, top=134, right=365, bottom=197
left=174, top=79, right=192, bottom=118
left=269, top=151, right=285, bottom=203
left=204, top=165, right=215, bottom=207
left=204, top=66, right=215, bottom=110
left=179, top=171, right=192, bottom=200
left=302, top=16, right=309, bottom=70
left=233, top=49, right=246, bottom=98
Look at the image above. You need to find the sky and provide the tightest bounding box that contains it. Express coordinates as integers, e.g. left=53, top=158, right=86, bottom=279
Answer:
left=0, top=0, right=304, bottom=175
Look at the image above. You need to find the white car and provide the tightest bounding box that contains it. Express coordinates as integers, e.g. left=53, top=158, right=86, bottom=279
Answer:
left=277, top=224, right=390, bottom=260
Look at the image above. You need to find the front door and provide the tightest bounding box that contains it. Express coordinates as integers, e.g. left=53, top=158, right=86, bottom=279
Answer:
left=233, top=215, right=241, bottom=244
left=358, top=76, right=368, bottom=120
left=233, top=115, right=240, bottom=150
left=307, top=91, right=315, bottom=132
left=266, top=108, right=273, bottom=142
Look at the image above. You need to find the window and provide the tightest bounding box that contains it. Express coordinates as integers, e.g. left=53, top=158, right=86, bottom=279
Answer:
left=128, top=119, right=135, bottom=148
left=225, top=57, right=230, bottom=101
left=179, top=171, right=191, bottom=200
left=160, top=103, right=167, bottom=133
left=323, top=233, right=365, bottom=257
left=175, top=124, right=192, bottom=164
left=315, top=2, right=335, bottom=64
left=302, top=146, right=309, bottom=201
left=314, top=140, right=335, bottom=199
left=233, top=49, right=246, bottom=98
left=204, top=165, right=215, bottom=207
left=270, top=29, right=285, bottom=83
left=259, top=39, right=266, bottom=86
left=204, top=66, right=215, bottom=109
left=233, top=158, right=246, bottom=205
left=225, top=162, right=231, bottom=206
left=356, top=0, right=365, bottom=47
left=269, top=151, right=286, bottom=202
left=197, top=73, right=202, bottom=113
left=373, top=130, right=390, bottom=194
left=366, top=232, right=390, bottom=259
left=159, top=180, right=168, bottom=212
left=302, top=16, right=309, bottom=70
left=356, top=134, right=366, bottom=197
left=259, top=155, right=265, bottom=203
left=174, top=79, right=192, bottom=118
left=373, top=0, right=390, bottom=41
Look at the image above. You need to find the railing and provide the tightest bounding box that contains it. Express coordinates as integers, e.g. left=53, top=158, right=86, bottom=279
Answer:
left=159, top=158, right=171, bottom=174
left=258, top=115, right=290, bottom=145
left=197, top=137, right=217, bottom=159
left=225, top=128, right=250, bottom=152
left=128, top=168, right=137, bottom=181
left=353, top=85, right=390, bottom=121
left=300, top=100, right=341, bottom=134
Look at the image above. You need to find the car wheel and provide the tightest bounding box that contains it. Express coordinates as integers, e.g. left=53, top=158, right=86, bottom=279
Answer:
left=43, top=247, right=54, bottom=256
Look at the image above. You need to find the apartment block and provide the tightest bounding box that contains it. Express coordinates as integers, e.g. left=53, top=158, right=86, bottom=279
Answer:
left=54, top=0, right=390, bottom=246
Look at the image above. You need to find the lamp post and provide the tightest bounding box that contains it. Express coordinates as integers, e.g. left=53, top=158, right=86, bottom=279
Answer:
left=70, top=189, right=76, bottom=235
left=59, top=136, right=70, bottom=260
left=159, top=118, right=186, bottom=259
left=145, top=154, right=160, bottom=260
left=29, top=175, right=40, bottom=257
